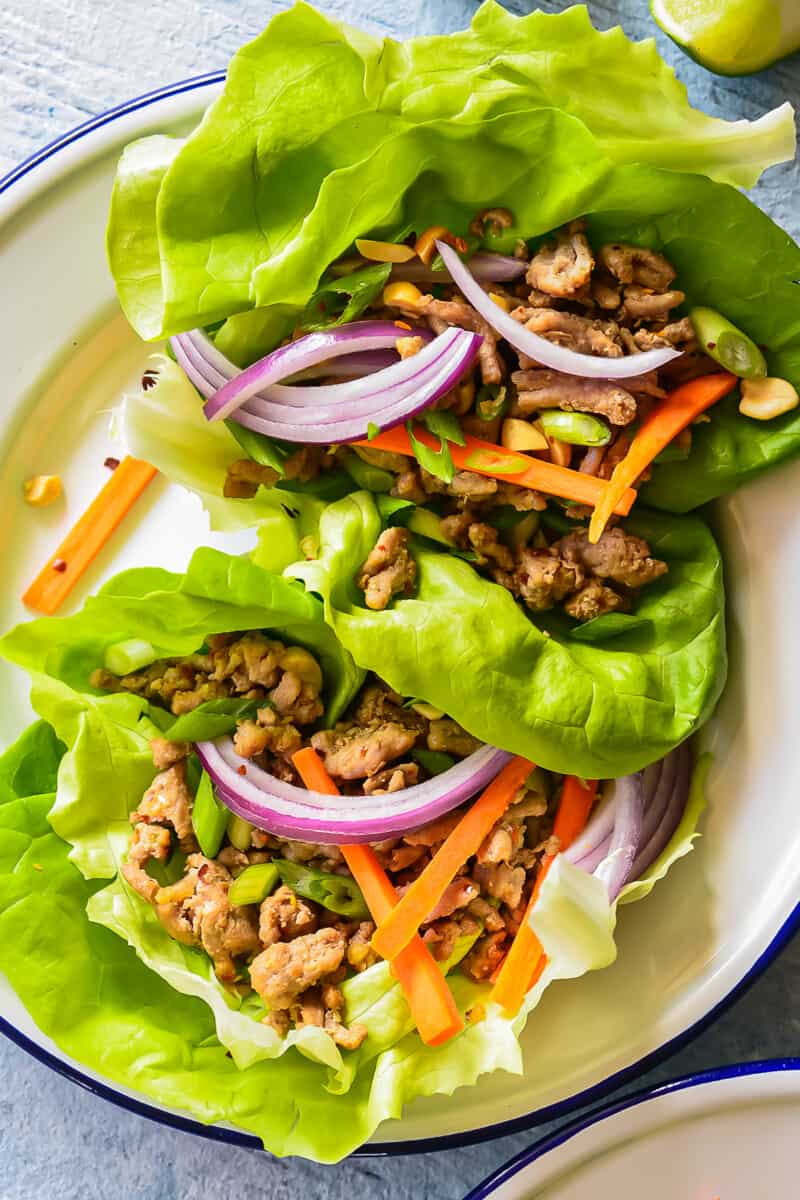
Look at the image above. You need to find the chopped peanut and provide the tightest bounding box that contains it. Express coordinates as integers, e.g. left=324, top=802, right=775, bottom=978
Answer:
left=739, top=377, right=799, bottom=421
left=383, top=281, right=423, bottom=309
left=23, top=474, right=62, bottom=507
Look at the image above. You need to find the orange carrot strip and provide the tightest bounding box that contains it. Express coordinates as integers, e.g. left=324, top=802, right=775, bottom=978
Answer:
left=489, top=776, right=598, bottom=1016
left=22, top=457, right=157, bottom=615
left=291, top=748, right=463, bottom=1046
left=371, top=756, right=535, bottom=962
left=588, top=372, right=737, bottom=544
left=358, top=427, right=637, bottom=515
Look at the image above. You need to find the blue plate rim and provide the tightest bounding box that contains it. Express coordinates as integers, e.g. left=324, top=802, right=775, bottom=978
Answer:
left=463, top=1057, right=800, bottom=1198
left=0, top=74, right=798, bottom=1159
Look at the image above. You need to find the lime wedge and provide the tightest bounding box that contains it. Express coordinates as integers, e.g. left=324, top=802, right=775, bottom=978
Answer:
left=651, top=0, right=800, bottom=75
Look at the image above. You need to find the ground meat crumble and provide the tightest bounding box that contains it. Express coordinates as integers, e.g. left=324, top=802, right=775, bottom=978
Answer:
left=102, top=641, right=566, bottom=1051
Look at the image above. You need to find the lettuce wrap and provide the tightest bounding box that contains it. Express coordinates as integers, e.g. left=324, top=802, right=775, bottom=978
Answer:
left=107, top=2, right=799, bottom=513
left=0, top=551, right=710, bottom=1160
left=289, top=492, right=726, bottom=780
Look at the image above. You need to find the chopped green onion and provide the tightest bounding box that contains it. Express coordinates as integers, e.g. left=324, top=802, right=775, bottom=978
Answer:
left=145, top=848, right=186, bottom=889
left=103, top=638, right=156, bottom=676
left=463, top=448, right=527, bottom=475
left=407, top=422, right=455, bottom=484
left=342, top=450, right=394, bottom=493
left=273, top=859, right=369, bottom=919
left=689, top=307, right=767, bottom=380
left=537, top=410, right=611, bottom=447
left=192, top=772, right=229, bottom=859
left=227, top=814, right=254, bottom=852
left=476, top=384, right=509, bottom=423
left=367, top=422, right=380, bottom=441
left=411, top=748, right=456, bottom=776
left=162, top=697, right=262, bottom=743
left=229, top=863, right=280, bottom=906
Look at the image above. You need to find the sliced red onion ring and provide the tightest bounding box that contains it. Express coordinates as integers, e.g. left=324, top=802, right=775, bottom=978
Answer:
left=203, top=321, right=434, bottom=421
left=594, top=773, right=645, bottom=901
left=392, top=250, right=526, bottom=285
left=573, top=832, right=612, bottom=875
left=173, top=326, right=481, bottom=444
left=229, top=331, right=482, bottom=443
left=196, top=737, right=513, bottom=844
left=435, top=240, right=682, bottom=381
left=630, top=743, right=692, bottom=880
left=288, top=349, right=399, bottom=380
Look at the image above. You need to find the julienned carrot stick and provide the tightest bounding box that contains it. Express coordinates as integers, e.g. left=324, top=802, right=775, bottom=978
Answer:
left=291, top=748, right=463, bottom=1047
left=588, top=372, right=737, bottom=544
left=22, top=457, right=157, bottom=615
left=489, top=776, right=597, bottom=1016
left=358, top=428, right=637, bottom=516
left=371, top=756, right=535, bottom=962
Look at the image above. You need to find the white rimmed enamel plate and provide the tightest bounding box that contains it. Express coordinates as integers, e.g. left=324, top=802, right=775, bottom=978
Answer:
left=1, top=81, right=799, bottom=1155
left=465, top=1060, right=800, bottom=1198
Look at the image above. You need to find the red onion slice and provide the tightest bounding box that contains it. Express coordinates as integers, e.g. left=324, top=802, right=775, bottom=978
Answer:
left=594, top=773, right=645, bottom=901
left=196, top=737, right=513, bottom=844
left=173, top=326, right=481, bottom=444
left=391, top=250, right=526, bottom=285
left=630, top=743, right=692, bottom=880
left=435, top=240, right=682, bottom=381
left=203, top=321, right=434, bottom=421
left=229, top=331, right=482, bottom=443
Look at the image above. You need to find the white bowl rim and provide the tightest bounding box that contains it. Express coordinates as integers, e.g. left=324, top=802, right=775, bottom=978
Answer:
left=0, top=75, right=798, bottom=1159
left=463, top=1057, right=800, bottom=1198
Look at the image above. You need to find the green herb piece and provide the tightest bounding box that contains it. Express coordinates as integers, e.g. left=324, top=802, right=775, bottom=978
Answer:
left=299, top=263, right=392, bottom=332
left=406, top=422, right=455, bottom=484
left=225, top=422, right=289, bottom=477
left=162, top=698, right=263, bottom=743
left=367, top=422, right=380, bottom=441
left=423, top=409, right=466, bottom=447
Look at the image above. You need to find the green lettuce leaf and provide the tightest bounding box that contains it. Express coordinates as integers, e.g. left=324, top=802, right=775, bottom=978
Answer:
left=107, top=1, right=794, bottom=344
left=0, top=549, right=362, bottom=877
left=291, top=492, right=726, bottom=779
left=0, top=721, right=709, bottom=1159
left=120, top=355, right=326, bottom=557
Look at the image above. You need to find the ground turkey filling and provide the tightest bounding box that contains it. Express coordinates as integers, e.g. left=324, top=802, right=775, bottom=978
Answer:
left=95, top=633, right=560, bottom=1048
left=219, top=218, right=687, bottom=618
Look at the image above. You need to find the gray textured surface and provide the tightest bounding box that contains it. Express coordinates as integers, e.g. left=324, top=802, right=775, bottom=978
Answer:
left=1, top=1, right=799, bottom=1197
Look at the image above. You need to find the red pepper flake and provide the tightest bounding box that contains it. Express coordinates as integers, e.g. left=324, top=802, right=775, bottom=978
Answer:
left=52, top=558, right=67, bottom=573
left=237, top=764, right=247, bottom=776
left=394, top=320, right=412, bottom=331
left=104, top=456, right=121, bottom=471
left=707, top=341, right=716, bottom=350
left=141, top=369, right=159, bottom=392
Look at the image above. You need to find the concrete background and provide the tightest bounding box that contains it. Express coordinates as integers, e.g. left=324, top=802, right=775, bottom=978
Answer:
left=1, top=2, right=798, bottom=1196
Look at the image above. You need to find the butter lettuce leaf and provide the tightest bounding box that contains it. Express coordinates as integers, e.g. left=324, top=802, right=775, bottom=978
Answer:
left=107, top=1, right=794, bottom=344
left=291, top=492, right=726, bottom=779
left=0, top=720, right=709, bottom=1159
left=0, top=549, right=363, bottom=877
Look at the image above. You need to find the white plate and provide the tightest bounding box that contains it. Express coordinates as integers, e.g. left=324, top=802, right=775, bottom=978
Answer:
left=466, top=1059, right=800, bottom=1197
left=0, top=80, right=799, bottom=1156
